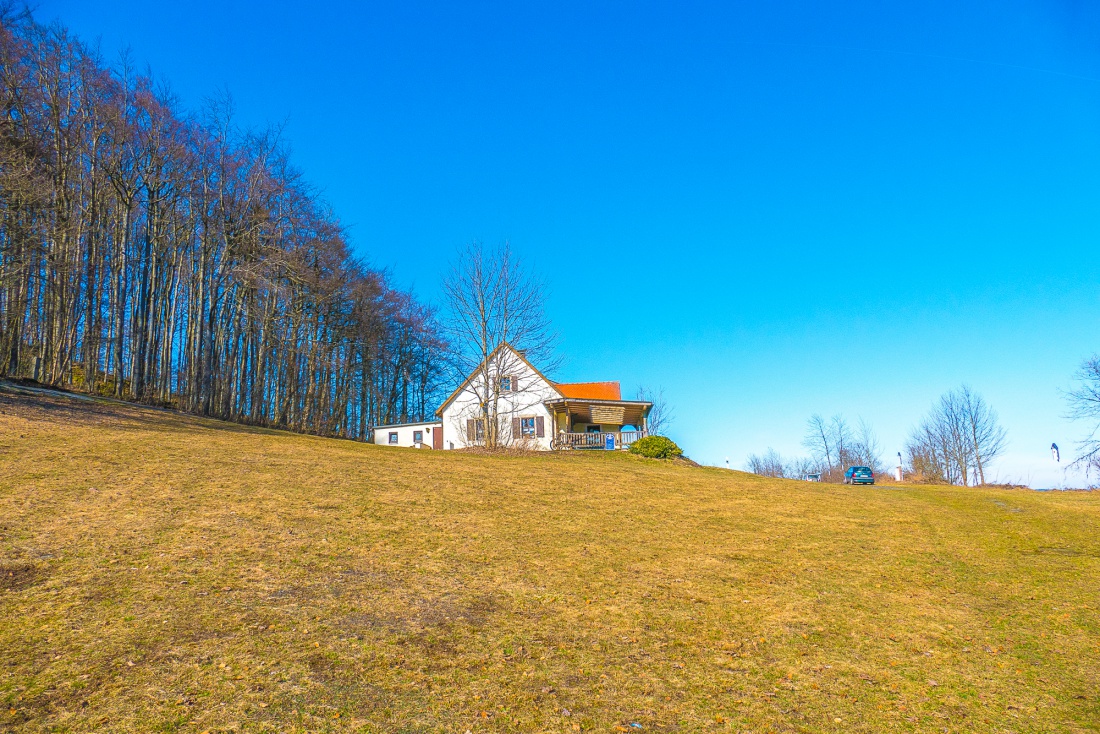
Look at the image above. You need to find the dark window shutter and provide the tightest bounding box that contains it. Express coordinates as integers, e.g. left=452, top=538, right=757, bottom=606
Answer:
left=467, top=419, right=475, bottom=441
left=536, top=416, right=545, bottom=437
left=512, top=417, right=521, bottom=438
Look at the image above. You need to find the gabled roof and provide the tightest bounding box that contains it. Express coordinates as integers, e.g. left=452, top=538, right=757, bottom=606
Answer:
left=553, top=381, right=621, bottom=400
left=435, top=342, right=562, bottom=416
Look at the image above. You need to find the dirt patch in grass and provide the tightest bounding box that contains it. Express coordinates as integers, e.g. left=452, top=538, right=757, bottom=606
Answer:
left=3, top=388, right=1100, bottom=732
left=0, top=561, right=43, bottom=591
left=0, top=383, right=154, bottom=428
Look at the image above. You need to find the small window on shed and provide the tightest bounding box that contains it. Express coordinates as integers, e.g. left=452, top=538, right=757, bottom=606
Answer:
left=388, top=432, right=398, bottom=444
left=413, top=430, right=423, bottom=443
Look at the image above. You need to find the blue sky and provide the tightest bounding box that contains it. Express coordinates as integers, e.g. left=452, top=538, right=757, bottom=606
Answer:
left=39, top=0, right=1100, bottom=486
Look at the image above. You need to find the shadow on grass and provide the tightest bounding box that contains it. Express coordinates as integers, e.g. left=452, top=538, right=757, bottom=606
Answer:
left=0, top=381, right=354, bottom=442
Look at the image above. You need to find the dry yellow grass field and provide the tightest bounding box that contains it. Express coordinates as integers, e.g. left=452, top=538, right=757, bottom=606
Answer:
left=1, top=384, right=1099, bottom=733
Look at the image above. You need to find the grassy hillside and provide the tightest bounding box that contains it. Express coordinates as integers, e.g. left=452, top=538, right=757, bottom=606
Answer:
left=1, top=385, right=1098, bottom=733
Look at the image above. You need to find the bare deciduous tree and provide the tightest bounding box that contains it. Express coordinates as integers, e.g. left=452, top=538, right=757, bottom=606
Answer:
left=905, top=386, right=1006, bottom=485
left=803, top=414, right=844, bottom=474
left=798, top=414, right=882, bottom=481
left=440, top=240, right=557, bottom=448
left=852, top=417, right=884, bottom=474
left=958, top=385, right=1006, bottom=485
left=746, top=448, right=788, bottom=478
left=636, top=385, right=673, bottom=436
left=746, top=449, right=817, bottom=479
left=1066, top=355, right=1100, bottom=476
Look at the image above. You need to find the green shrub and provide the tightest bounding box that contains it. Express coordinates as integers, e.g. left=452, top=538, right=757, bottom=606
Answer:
left=628, top=435, right=683, bottom=459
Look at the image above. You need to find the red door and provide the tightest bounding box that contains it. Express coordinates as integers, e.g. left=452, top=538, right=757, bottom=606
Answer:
left=432, top=424, right=443, bottom=450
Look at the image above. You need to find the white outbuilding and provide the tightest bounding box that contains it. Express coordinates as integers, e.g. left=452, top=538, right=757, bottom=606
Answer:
left=370, top=420, right=442, bottom=449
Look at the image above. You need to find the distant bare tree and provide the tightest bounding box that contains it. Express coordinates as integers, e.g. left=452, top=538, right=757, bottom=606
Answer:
left=746, top=450, right=818, bottom=479
left=746, top=448, right=788, bottom=478
left=851, top=417, right=884, bottom=474
left=1066, top=355, right=1100, bottom=476
left=906, top=421, right=949, bottom=484
left=906, top=386, right=1006, bottom=485
left=637, top=385, right=674, bottom=436
left=788, top=455, right=819, bottom=479
left=803, top=414, right=836, bottom=470
left=958, top=385, right=1007, bottom=485
left=798, top=414, right=883, bottom=480
left=441, top=240, right=557, bottom=448
left=802, top=414, right=855, bottom=481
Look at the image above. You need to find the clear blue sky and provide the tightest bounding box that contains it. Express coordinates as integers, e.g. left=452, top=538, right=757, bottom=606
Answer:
left=39, top=0, right=1100, bottom=486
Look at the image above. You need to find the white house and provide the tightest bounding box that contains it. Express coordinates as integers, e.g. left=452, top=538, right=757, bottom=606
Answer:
left=371, top=343, right=651, bottom=451
left=436, top=343, right=651, bottom=451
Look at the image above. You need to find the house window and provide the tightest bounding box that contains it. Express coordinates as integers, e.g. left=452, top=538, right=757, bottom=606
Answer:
left=467, top=418, right=486, bottom=442
left=521, top=417, right=536, bottom=437
left=500, top=376, right=513, bottom=392
left=413, top=430, right=423, bottom=443
left=388, top=432, right=399, bottom=444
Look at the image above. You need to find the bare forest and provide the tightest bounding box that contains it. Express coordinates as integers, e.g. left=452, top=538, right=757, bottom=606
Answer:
left=0, top=9, right=447, bottom=438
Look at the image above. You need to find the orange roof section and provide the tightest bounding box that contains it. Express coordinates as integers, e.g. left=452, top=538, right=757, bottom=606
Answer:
left=553, top=381, right=622, bottom=400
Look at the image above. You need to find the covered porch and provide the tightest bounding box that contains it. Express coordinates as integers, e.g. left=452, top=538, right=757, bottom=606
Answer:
left=542, top=397, right=652, bottom=450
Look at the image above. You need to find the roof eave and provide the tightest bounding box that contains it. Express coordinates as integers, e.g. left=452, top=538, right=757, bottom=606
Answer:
left=435, top=342, right=564, bottom=415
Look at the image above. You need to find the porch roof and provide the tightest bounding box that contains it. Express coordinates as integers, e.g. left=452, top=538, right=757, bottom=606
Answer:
left=543, top=398, right=652, bottom=427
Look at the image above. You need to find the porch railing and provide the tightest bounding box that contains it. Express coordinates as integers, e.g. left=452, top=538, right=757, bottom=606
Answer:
left=552, top=431, right=646, bottom=450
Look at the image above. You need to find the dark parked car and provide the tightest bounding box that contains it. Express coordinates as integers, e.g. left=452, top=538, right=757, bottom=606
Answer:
left=844, top=466, right=875, bottom=485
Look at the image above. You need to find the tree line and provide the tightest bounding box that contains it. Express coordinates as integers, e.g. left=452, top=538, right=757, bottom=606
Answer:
left=747, top=414, right=884, bottom=482
left=747, top=386, right=1008, bottom=485
left=0, top=8, right=447, bottom=437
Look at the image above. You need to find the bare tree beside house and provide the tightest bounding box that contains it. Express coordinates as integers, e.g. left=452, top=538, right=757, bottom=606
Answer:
left=440, top=240, right=557, bottom=448
left=636, top=385, right=673, bottom=436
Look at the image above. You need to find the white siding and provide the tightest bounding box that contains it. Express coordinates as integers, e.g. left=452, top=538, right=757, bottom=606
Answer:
left=441, top=346, right=558, bottom=450
left=371, top=422, right=442, bottom=448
